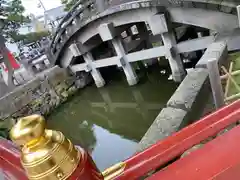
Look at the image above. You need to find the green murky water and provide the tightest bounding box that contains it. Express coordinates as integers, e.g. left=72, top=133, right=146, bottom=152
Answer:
left=46, top=66, right=178, bottom=171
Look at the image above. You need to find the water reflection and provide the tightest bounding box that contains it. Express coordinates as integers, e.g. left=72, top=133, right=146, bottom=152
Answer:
left=48, top=67, right=177, bottom=170
left=46, top=103, right=97, bottom=152
left=0, top=120, right=14, bottom=140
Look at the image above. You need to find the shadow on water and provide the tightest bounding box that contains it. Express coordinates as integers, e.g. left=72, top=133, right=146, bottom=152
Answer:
left=47, top=64, right=178, bottom=170
left=0, top=120, right=13, bottom=140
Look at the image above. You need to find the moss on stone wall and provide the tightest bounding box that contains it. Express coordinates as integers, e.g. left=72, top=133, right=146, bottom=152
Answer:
left=0, top=66, right=81, bottom=123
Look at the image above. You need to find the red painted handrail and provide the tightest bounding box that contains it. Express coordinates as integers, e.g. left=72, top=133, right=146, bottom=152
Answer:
left=115, top=100, right=240, bottom=180
left=0, top=139, right=22, bottom=169
left=1, top=100, right=240, bottom=179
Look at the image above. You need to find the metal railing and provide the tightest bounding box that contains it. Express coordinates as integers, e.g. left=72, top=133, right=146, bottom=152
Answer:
left=50, top=0, right=96, bottom=49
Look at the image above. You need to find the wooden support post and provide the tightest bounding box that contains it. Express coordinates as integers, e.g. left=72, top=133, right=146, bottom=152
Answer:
left=225, top=93, right=240, bottom=102
left=224, top=62, right=233, bottom=98
left=221, top=70, right=240, bottom=79
left=207, top=59, right=224, bottom=109
left=221, top=66, right=240, bottom=92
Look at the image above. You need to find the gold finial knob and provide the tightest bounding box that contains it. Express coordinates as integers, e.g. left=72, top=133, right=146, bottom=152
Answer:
left=10, top=115, right=80, bottom=180
left=10, top=114, right=45, bottom=147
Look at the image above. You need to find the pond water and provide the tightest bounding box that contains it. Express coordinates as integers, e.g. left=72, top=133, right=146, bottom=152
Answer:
left=47, top=65, right=178, bottom=171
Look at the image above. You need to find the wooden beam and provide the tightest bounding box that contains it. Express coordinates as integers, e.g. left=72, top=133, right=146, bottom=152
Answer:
left=221, top=70, right=240, bottom=80
left=222, top=66, right=240, bottom=92
left=224, top=62, right=233, bottom=98
left=225, top=93, right=240, bottom=102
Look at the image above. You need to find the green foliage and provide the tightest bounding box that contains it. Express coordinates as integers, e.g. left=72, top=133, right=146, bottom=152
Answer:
left=0, top=120, right=10, bottom=139
left=0, top=0, right=30, bottom=41
left=226, top=52, right=240, bottom=97
left=12, top=31, right=50, bottom=45
left=61, top=0, right=79, bottom=11
left=22, top=31, right=50, bottom=44
left=0, top=128, right=9, bottom=139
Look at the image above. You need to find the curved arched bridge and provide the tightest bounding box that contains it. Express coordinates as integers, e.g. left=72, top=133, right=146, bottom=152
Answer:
left=48, top=0, right=240, bottom=87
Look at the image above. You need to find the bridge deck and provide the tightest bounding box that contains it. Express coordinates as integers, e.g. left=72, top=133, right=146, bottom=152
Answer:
left=49, top=0, right=239, bottom=64
left=109, top=0, right=238, bottom=7
left=46, top=0, right=240, bottom=88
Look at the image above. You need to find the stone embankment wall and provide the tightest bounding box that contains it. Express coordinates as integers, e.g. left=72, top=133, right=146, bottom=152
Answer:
left=0, top=66, right=82, bottom=122
left=138, top=41, right=228, bottom=151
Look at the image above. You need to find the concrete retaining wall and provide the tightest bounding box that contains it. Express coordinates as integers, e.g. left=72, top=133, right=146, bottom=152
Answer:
left=138, top=68, right=212, bottom=151
left=138, top=41, right=228, bottom=151
left=0, top=66, right=80, bottom=122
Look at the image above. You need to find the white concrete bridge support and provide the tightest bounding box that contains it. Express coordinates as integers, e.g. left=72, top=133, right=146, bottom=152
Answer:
left=136, top=23, right=157, bottom=66
left=148, top=14, right=186, bottom=82
left=161, top=31, right=186, bottom=82
left=112, top=38, right=139, bottom=85
left=69, top=43, right=105, bottom=88
left=99, top=23, right=139, bottom=86
left=126, top=28, right=133, bottom=39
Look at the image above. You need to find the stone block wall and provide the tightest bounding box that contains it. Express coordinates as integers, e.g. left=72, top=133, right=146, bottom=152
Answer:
left=138, top=68, right=212, bottom=151
left=0, top=66, right=79, bottom=122
left=138, top=42, right=228, bottom=151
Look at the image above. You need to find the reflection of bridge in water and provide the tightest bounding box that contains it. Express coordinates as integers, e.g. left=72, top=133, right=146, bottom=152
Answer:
left=47, top=69, right=177, bottom=170
left=48, top=72, right=177, bottom=143
left=90, top=88, right=164, bottom=120
left=80, top=74, right=176, bottom=141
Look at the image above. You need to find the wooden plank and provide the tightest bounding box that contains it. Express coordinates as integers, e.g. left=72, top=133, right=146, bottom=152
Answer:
left=224, top=62, right=233, bottom=98
left=225, top=93, right=240, bottom=102
left=222, top=66, right=240, bottom=92
left=221, top=70, right=240, bottom=79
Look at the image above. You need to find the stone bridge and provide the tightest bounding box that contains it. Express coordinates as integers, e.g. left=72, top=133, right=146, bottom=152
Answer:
left=48, top=0, right=240, bottom=87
